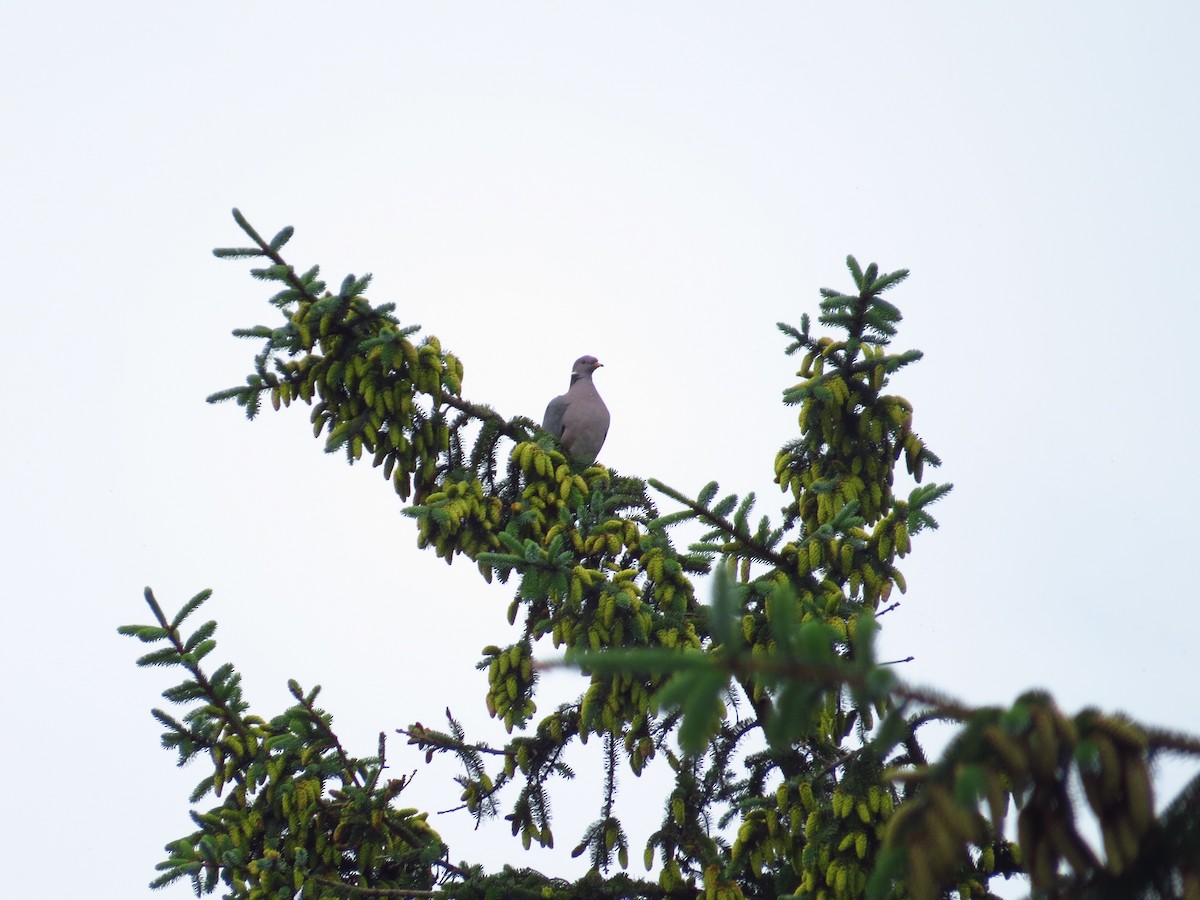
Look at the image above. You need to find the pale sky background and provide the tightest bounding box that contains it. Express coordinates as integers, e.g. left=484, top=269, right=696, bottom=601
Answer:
left=3, top=4, right=1199, bottom=899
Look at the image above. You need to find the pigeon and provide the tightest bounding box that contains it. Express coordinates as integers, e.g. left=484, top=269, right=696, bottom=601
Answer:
left=542, top=355, right=610, bottom=464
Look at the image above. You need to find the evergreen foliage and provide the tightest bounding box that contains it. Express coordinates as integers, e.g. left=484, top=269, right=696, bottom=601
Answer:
left=119, top=589, right=446, bottom=898
left=122, top=210, right=1200, bottom=899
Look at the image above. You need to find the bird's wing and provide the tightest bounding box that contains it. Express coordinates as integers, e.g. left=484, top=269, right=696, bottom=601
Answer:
left=543, top=393, right=568, bottom=438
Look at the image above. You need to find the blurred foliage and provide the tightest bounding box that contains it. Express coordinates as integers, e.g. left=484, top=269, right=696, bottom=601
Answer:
left=123, top=211, right=1200, bottom=899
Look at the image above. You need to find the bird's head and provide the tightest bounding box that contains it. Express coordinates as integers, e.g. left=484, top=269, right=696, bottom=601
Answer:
left=570, top=355, right=603, bottom=384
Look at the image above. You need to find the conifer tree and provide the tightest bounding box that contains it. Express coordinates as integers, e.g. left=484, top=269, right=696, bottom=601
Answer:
left=122, top=210, right=1200, bottom=899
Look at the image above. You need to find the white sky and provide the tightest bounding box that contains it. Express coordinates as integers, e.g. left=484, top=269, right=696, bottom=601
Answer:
left=4, top=4, right=1199, bottom=898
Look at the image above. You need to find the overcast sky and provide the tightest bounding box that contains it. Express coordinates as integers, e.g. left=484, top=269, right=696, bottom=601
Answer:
left=4, top=4, right=1199, bottom=898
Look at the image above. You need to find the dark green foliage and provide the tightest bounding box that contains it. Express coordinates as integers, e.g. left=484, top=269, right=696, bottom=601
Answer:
left=122, top=213, right=1200, bottom=900
left=119, top=588, right=447, bottom=898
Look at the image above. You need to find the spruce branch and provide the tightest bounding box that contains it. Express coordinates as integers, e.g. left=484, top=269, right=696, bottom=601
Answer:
left=215, top=209, right=530, bottom=448
left=121, top=588, right=257, bottom=780
left=290, top=678, right=356, bottom=780
left=124, top=587, right=447, bottom=896
left=400, top=723, right=513, bottom=758
left=647, top=478, right=795, bottom=576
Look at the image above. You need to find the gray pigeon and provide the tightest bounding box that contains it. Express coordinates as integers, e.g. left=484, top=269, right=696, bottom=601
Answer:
left=542, top=355, right=610, bottom=464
